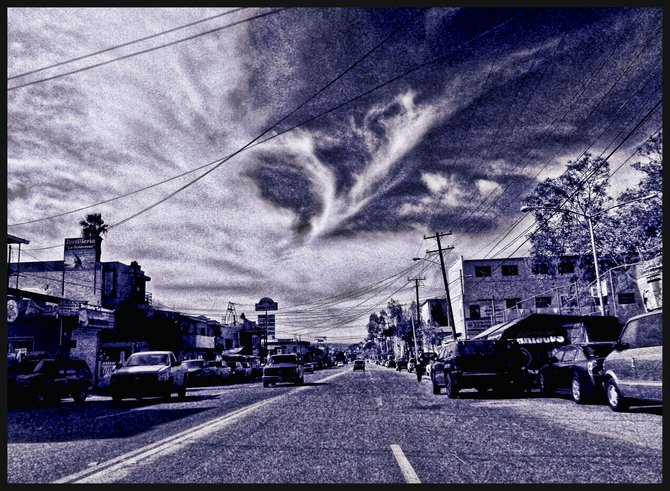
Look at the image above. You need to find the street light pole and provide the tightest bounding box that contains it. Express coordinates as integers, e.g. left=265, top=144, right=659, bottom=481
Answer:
left=586, top=214, right=606, bottom=316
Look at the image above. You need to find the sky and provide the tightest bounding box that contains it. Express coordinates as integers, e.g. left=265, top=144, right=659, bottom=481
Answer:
left=6, top=7, right=663, bottom=343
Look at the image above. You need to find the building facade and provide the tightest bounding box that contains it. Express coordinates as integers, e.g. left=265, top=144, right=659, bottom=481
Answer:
left=448, top=255, right=647, bottom=339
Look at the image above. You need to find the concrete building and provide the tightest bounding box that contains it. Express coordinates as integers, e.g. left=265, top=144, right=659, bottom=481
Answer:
left=448, top=255, right=646, bottom=339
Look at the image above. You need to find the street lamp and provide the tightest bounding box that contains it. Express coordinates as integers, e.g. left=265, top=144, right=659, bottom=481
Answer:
left=521, top=193, right=658, bottom=316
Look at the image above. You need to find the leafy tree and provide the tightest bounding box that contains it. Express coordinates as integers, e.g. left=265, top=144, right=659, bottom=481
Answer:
left=605, top=132, right=663, bottom=262
left=522, top=153, right=614, bottom=282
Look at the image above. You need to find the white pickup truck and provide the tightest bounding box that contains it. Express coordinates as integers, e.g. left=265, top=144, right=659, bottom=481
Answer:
left=109, top=351, right=188, bottom=403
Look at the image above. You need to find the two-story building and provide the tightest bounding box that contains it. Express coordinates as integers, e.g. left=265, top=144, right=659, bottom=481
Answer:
left=447, top=255, right=646, bottom=339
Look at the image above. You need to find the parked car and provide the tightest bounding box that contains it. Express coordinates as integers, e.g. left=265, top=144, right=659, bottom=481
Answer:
left=245, top=357, right=263, bottom=379
left=431, top=339, right=527, bottom=398
left=538, top=343, right=615, bottom=403
left=353, top=360, right=366, bottom=371
left=262, top=354, right=304, bottom=387
left=225, top=361, right=246, bottom=382
left=109, top=351, right=187, bottom=403
left=387, top=359, right=397, bottom=369
left=182, top=359, right=208, bottom=387
left=201, top=360, right=232, bottom=385
left=303, top=362, right=315, bottom=374
left=12, top=357, right=93, bottom=405
left=603, top=311, right=662, bottom=412
left=336, top=361, right=344, bottom=367
left=395, top=359, right=408, bottom=371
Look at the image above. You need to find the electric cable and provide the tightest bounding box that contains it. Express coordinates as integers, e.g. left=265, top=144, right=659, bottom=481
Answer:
left=8, top=8, right=245, bottom=81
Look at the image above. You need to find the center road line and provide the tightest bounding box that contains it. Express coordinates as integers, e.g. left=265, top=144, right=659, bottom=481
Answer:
left=54, top=369, right=350, bottom=484
left=390, top=444, right=421, bottom=484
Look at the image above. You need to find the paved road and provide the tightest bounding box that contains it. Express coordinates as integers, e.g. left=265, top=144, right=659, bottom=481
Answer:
left=7, top=364, right=662, bottom=483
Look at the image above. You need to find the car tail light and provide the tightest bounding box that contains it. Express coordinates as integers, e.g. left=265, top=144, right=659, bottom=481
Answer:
left=587, top=360, right=601, bottom=377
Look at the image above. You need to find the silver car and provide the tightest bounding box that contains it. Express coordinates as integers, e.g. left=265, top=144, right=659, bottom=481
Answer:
left=602, top=311, right=662, bottom=411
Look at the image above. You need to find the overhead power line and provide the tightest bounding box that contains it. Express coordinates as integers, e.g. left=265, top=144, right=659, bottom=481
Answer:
left=8, top=8, right=245, bottom=81
left=13, top=10, right=514, bottom=237
left=7, top=8, right=285, bottom=91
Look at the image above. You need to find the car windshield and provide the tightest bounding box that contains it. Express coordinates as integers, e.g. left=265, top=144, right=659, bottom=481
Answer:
left=126, top=354, right=169, bottom=367
left=268, top=355, right=297, bottom=365
left=354, top=360, right=365, bottom=365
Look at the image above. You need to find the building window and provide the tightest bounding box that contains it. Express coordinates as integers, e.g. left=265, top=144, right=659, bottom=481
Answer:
left=617, top=292, right=636, bottom=305
left=505, top=298, right=522, bottom=309
left=469, top=305, right=481, bottom=319
left=535, top=296, right=552, bottom=308
left=501, top=265, right=518, bottom=276
left=558, top=260, right=575, bottom=274
left=475, top=266, right=492, bottom=277
left=532, top=263, right=550, bottom=275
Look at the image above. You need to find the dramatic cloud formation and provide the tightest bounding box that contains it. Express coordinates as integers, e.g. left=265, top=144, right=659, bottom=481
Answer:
left=7, top=7, right=662, bottom=342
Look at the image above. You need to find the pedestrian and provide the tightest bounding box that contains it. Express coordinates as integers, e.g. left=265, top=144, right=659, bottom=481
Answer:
left=415, top=351, right=428, bottom=383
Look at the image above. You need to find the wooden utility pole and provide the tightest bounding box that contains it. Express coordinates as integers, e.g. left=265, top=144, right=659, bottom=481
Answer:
left=408, top=277, right=425, bottom=357
left=424, top=231, right=457, bottom=340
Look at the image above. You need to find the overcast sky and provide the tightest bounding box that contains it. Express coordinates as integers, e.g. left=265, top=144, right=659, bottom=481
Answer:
left=7, top=7, right=662, bottom=342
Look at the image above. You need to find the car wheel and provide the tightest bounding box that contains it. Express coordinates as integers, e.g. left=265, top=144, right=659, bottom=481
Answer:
left=72, top=385, right=88, bottom=404
left=605, top=378, right=629, bottom=412
left=263, top=381, right=269, bottom=388
left=178, top=383, right=187, bottom=400
left=444, top=373, right=459, bottom=399
left=295, top=377, right=304, bottom=386
left=571, top=375, right=590, bottom=404
left=432, top=378, right=441, bottom=395
left=539, top=372, right=553, bottom=395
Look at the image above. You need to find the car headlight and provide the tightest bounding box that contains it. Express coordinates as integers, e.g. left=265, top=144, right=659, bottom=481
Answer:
left=157, top=369, right=169, bottom=381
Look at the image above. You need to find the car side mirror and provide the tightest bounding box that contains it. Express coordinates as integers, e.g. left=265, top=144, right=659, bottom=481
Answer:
left=173, top=360, right=182, bottom=366
left=549, top=356, right=559, bottom=363
left=614, top=342, right=629, bottom=351
left=115, top=362, right=123, bottom=369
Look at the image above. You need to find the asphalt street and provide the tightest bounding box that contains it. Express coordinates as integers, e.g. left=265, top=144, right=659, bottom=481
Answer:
left=6, top=363, right=662, bottom=484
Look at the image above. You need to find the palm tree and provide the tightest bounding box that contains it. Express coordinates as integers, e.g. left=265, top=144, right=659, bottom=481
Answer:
left=79, top=213, right=108, bottom=261
left=79, top=213, right=108, bottom=239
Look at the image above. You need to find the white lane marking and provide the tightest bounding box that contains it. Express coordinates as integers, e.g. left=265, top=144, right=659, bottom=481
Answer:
left=376, top=397, right=383, bottom=407
left=54, top=369, right=350, bottom=483
left=390, top=444, right=421, bottom=484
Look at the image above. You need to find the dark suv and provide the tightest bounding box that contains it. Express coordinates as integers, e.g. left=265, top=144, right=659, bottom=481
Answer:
left=431, top=339, right=527, bottom=398
left=13, top=358, right=93, bottom=405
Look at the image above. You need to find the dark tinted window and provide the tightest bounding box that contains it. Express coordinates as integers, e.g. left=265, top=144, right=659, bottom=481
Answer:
left=469, top=305, right=481, bottom=319
left=505, top=298, right=522, bottom=309
left=558, top=261, right=575, bottom=274
left=458, top=341, right=495, bottom=356
left=501, top=265, right=518, bottom=276
left=620, top=314, right=662, bottom=348
left=268, top=355, right=298, bottom=365
left=475, top=266, right=492, bottom=277
left=532, top=263, right=549, bottom=275
left=535, top=296, right=552, bottom=308
left=617, top=292, right=636, bottom=304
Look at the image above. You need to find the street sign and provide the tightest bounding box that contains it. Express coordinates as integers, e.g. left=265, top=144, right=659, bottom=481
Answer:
left=255, top=297, right=278, bottom=311
left=58, top=300, right=81, bottom=317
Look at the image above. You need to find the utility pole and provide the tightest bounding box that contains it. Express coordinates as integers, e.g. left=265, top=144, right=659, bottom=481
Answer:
left=424, top=231, right=457, bottom=340
left=408, top=276, right=425, bottom=357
